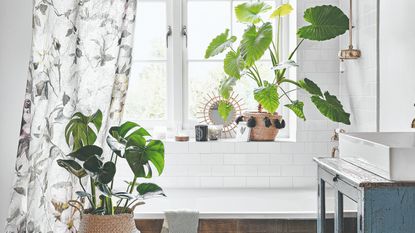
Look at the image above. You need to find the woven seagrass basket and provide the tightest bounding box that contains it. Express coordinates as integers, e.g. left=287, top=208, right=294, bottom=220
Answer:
left=243, top=112, right=280, bottom=141
left=69, top=201, right=141, bottom=233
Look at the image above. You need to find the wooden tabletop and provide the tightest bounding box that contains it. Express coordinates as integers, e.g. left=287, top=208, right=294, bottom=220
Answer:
left=313, top=157, right=415, bottom=188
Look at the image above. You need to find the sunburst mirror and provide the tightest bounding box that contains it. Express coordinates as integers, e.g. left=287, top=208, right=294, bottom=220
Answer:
left=196, top=92, right=245, bottom=138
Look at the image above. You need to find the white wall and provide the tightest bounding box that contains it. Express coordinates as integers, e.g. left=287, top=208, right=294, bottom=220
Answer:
left=339, top=0, right=378, bottom=132
left=0, top=0, right=32, bottom=227
left=379, top=0, right=415, bottom=132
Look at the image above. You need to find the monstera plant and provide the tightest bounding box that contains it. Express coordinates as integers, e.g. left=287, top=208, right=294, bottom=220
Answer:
left=57, top=110, right=165, bottom=217
left=205, top=2, right=351, bottom=140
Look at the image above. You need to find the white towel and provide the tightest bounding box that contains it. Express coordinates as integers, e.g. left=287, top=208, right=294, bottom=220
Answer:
left=160, top=210, right=199, bottom=233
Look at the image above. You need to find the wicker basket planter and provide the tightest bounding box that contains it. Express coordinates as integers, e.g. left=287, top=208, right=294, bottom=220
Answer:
left=243, top=112, right=280, bottom=141
left=78, top=212, right=140, bottom=233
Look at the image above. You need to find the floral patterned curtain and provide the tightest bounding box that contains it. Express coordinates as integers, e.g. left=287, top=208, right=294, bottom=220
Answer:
left=5, top=0, right=137, bottom=232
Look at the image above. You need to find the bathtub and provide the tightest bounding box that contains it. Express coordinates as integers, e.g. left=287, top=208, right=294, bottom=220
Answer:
left=134, top=188, right=357, bottom=219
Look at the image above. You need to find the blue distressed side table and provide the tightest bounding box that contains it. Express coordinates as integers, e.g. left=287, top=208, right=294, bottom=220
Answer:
left=314, top=157, right=415, bottom=233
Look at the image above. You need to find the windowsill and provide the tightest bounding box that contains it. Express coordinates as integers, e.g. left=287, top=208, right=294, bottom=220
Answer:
left=160, top=137, right=297, bottom=143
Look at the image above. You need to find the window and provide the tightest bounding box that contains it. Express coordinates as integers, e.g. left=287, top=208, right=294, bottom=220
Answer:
left=123, top=0, right=297, bottom=138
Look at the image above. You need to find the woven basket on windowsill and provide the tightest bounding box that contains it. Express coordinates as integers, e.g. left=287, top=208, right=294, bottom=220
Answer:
left=70, top=201, right=141, bottom=233
left=243, top=112, right=280, bottom=141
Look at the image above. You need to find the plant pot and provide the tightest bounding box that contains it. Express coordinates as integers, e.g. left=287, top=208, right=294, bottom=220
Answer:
left=78, top=212, right=140, bottom=233
left=243, top=112, right=280, bottom=141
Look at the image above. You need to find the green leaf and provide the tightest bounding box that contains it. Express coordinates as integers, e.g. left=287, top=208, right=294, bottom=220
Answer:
left=235, top=2, right=272, bottom=24
left=311, top=92, right=351, bottom=125
left=240, top=23, right=273, bottom=67
left=119, top=121, right=140, bottom=138
left=67, top=145, right=103, bottom=161
left=65, top=111, right=102, bottom=150
left=96, top=184, right=112, bottom=197
left=219, top=77, right=237, bottom=99
left=57, top=159, right=87, bottom=178
left=137, top=183, right=165, bottom=197
left=145, top=140, right=165, bottom=176
left=254, top=82, right=279, bottom=114
left=298, top=78, right=323, bottom=97
left=83, top=156, right=103, bottom=173
left=205, top=29, right=236, bottom=59
left=218, top=100, right=233, bottom=121
left=98, top=162, right=116, bottom=184
left=224, top=50, right=244, bottom=79
left=298, top=5, right=349, bottom=41
left=113, top=192, right=136, bottom=200
left=285, top=101, right=306, bottom=120
left=89, top=110, right=103, bottom=133
left=270, top=3, right=293, bottom=18
left=75, top=191, right=92, bottom=198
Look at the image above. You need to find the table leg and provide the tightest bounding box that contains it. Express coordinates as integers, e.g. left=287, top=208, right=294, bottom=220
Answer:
left=335, top=190, right=344, bottom=233
left=317, top=178, right=326, bottom=233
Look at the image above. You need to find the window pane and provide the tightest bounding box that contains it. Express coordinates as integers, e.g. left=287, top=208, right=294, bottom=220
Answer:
left=187, top=1, right=231, bottom=60
left=124, top=62, right=167, bottom=120
left=133, top=1, right=166, bottom=60
left=187, top=62, right=223, bottom=119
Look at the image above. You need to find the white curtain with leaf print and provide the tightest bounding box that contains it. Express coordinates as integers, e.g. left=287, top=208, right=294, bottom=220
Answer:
left=5, top=0, right=137, bottom=232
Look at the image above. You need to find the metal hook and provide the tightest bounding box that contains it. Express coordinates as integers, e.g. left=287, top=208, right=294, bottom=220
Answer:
left=166, top=26, right=172, bottom=48
left=182, top=25, right=188, bottom=48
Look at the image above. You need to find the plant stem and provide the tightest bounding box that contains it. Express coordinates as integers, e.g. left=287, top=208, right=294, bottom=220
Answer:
left=123, top=176, right=138, bottom=210
left=252, top=64, right=263, bottom=86
left=276, top=16, right=281, bottom=63
left=90, top=178, right=96, bottom=208
left=79, top=178, right=94, bottom=208
left=279, top=86, right=294, bottom=103
left=278, top=88, right=298, bottom=100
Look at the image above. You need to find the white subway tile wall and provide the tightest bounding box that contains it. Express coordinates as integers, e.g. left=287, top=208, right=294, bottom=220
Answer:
left=117, top=0, right=343, bottom=190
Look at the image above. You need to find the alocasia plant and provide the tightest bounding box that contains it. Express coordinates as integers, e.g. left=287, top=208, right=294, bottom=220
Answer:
left=206, top=2, right=351, bottom=125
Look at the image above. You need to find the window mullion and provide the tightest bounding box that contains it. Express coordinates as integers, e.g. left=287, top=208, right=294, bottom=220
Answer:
left=167, top=0, right=184, bottom=130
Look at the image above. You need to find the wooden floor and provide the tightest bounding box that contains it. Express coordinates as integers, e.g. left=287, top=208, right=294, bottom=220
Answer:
left=135, top=218, right=357, bottom=233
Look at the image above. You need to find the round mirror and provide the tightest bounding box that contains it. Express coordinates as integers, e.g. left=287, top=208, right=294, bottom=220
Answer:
left=197, top=92, right=245, bottom=138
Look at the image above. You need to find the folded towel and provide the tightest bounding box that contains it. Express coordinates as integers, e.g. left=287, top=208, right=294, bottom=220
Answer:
left=160, top=210, right=199, bottom=233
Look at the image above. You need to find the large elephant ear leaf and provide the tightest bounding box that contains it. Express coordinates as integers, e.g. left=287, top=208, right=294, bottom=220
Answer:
left=235, top=2, right=272, bottom=24
left=311, top=91, right=351, bottom=125
left=240, top=22, right=273, bottom=67
left=137, top=183, right=166, bottom=198
left=254, top=82, right=279, bottom=114
left=218, top=100, right=234, bottom=121
left=285, top=101, right=306, bottom=120
left=205, top=29, right=237, bottom=59
left=219, top=77, right=237, bottom=99
left=145, top=140, right=165, bottom=176
left=298, top=5, right=349, bottom=41
left=298, top=78, right=323, bottom=97
left=270, top=3, right=293, bottom=18
left=224, top=50, right=244, bottom=79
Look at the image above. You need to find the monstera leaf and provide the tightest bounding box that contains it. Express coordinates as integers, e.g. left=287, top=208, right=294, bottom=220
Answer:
left=240, top=22, right=273, bottom=67
left=218, top=100, right=234, bottom=121
left=311, top=92, right=351, bottom=125
left=205, top=29, right=236, bottom=59
left=224, top=50, right=244, bottom=79
left=235, top=2, right=272, bottom=24
left=254, top=82, right=279, bottom=113
left=285, top=101, right=305, bottom=120
left=137, top=183, right=166, bottom=198
left=298, top=5, right=349, bottom=41
left=125, top=135, right=165, bottom=178
left=270, top=3, right=293, bottom=18
left=107, top=122, right=150, bottom=157
left=65, top=110, right=103, bottom=151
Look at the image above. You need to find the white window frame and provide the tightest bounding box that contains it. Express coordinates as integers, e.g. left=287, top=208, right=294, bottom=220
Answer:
left=128, top=0, right=298, bottom=140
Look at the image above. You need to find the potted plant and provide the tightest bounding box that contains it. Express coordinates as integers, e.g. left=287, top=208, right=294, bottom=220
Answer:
left=57, top=110, right=165, bottom=233
left=205, top=2, right=351, bottom=141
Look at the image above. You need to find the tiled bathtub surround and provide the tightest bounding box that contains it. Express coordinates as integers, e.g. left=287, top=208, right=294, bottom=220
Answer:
left=126, top=0, right=343, bottom=189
